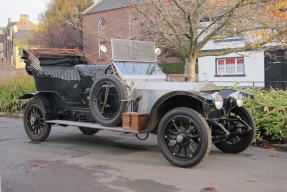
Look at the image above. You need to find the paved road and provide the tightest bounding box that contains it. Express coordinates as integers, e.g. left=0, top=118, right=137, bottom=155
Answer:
left=0, top=117, right=286, bottom=192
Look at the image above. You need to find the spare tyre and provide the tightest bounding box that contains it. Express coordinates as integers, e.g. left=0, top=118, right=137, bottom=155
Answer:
left=89, top=75, right=128, bottom=127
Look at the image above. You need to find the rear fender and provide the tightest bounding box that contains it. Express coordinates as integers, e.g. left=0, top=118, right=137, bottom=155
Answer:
left=19, top=93, right=53, bottom=119
left=19, top=93, right=37, bottom=100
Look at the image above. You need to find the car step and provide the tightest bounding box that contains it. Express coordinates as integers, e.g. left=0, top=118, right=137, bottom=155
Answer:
left=45, top=120, right=139, bottom=133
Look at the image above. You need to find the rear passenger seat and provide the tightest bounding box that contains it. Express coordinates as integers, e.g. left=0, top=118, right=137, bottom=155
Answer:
left=40, top=66, right=81, bottom=81
left=39, top=64, right=109, bottom=81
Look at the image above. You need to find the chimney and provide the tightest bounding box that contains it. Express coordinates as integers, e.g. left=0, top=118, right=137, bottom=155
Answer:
left=8, top=18, right=11, bottom=24
left=20, top=14, right=29, bottom=22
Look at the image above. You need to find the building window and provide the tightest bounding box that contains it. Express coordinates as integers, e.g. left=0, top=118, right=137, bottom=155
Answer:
left=98, top=17, right=106, bottom=25
left=216, top=57, right=245, bottom=76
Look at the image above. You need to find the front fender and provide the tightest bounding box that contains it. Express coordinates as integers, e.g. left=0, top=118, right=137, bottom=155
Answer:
left=146, top=91, right=213, bottom=132
left=149, top=91, right=214, bottom=112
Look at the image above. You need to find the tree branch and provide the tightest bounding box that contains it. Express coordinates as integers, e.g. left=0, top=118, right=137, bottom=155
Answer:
left=198, top=33, right=283, bottom=57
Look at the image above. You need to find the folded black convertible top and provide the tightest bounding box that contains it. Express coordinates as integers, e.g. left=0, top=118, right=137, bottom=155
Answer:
left=22, top=49, right=97, bottom=66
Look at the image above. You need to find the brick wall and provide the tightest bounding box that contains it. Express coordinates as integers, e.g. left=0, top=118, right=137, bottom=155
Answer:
left=82, top=6, right=183, bottom=65
left=82, top=7, right=135, bottom=63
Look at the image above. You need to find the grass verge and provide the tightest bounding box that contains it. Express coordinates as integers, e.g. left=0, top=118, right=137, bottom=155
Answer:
left=0, top=74, right=35, bottom=113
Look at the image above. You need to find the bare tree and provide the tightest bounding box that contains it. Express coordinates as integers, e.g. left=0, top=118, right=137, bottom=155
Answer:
left=28, top=0, right=93, bottom=49
left=28, top=24, right=83, bottom=49
left=134, top=0, right=287, bottom=82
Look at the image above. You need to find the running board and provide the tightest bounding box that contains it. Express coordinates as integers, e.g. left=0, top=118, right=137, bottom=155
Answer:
left=45, top=120, right=139, bottom=133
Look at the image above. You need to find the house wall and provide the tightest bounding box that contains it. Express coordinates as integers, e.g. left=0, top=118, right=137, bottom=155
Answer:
left=82, top=6, right=134, bottom=63
left=2, top=15, right=34, bottom=69
left=3, top=26, right=14, bottom=66
left=14, top=46, right=25, bottom=69
left=82, top=6, right=183, bottom=65
left=198, top=51, right=265, bottom=87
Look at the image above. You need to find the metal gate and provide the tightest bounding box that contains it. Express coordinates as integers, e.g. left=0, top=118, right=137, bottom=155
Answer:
left=264, top=49, right=287, bottom=90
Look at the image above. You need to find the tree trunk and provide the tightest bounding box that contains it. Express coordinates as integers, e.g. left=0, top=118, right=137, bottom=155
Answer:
left=184, top=55, right=197, bottom=82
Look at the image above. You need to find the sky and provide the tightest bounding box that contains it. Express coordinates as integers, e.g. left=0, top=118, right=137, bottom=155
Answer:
left=0, top=0, right=51, bottom=27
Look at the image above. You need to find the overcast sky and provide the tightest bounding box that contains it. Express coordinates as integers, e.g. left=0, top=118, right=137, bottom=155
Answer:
left=0, top=0, right=51, bottom=27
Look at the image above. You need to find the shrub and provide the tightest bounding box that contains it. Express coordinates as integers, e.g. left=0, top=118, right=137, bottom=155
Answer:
left=159, top=63, right=185, bottom=74
left=159, top=62, right=199, bottom=74
left=0, top=75, right=35, bottom=113
left=245, top=89, right=287, bottom=143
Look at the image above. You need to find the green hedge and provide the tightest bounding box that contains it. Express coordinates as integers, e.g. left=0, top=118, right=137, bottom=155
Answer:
left=245, top=89, right=287, bottom=143
left=159, top=63, right=185, bottom=74
left=159, top=62, right=199, bottom=74
left=0, top=75, right=35, bottom=113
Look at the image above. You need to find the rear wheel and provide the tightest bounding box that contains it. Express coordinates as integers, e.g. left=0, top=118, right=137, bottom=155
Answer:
left=157, top=107, right=211, bottom=168
left=23, top=99, right=51, bottom=142
left=78, top=127, right=99, bottom=135
left=214, top=107, right=256, bottom=153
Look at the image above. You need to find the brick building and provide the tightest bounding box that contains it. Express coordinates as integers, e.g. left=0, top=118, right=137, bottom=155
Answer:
left=82, top=0, right=184, bottom=84
left=3, top=15, right=35, bottom=69
left=82, top=0, right=142, bottom=64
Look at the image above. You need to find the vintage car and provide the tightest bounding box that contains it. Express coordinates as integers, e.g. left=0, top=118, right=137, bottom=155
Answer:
left=20, top=39, right=255, bottom=168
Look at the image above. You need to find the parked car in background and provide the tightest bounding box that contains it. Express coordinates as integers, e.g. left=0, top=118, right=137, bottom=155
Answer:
left=19, top=39, right=256, bottom=168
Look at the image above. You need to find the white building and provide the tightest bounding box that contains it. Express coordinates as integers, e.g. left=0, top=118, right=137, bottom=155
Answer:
left=198, top=37, right=287, bottom=89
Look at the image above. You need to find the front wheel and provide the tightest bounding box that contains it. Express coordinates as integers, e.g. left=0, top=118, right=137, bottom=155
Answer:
left=214, top=107, right=256, bottom=153
left=23, top=99, right=51, bottom=142
left=157, top=107, right=212, bottom=168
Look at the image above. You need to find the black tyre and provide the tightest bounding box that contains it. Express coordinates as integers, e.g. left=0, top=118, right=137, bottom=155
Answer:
left=157, top=107, right=212, bottom=168
left=23, top=99, right=51, bottom=142
left=214, top=107, right=256, bottom=153
left=89, top=75, right=127, bottom=127
left=78, top=127, right=99, bottom=135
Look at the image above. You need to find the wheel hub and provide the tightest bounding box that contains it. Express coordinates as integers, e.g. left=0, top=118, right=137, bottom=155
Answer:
left=176, top=135, right=184, bottom=143
left=30, top=116, right=37, bottom=125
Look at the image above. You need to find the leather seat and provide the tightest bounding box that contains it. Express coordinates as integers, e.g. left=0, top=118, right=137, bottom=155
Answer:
left=75, top=64, right=108, bottom=78
left=40, top=66, right=81, bottom=81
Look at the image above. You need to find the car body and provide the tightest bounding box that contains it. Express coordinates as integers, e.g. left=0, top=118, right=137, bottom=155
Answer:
left=19, top=39, right=256, bottom=168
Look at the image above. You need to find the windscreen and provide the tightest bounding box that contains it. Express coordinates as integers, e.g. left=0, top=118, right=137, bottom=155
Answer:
left=114, top=62, right=164, bottom=76
left=111, top=39, right=156, bottom=62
